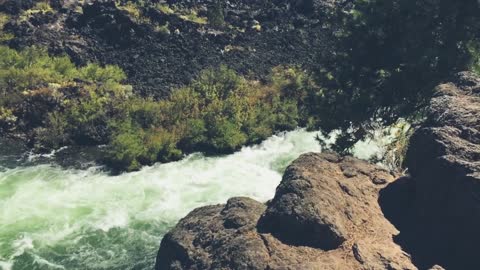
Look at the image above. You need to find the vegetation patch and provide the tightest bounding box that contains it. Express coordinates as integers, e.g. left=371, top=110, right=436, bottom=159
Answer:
left=155, top=4, right=174, bottom=15
left=178, top=9, right=208, bottom=25
left=0, top=45, right=321, bottom=172
left=19, top=1, right=54, bottom=22
left=104, top=65, right=315, bottom=171
left=0, top=12, right=14, bottom=42
left=0, top=45, right=129, bottom=149
left=115, top=0, right=152, bottom=24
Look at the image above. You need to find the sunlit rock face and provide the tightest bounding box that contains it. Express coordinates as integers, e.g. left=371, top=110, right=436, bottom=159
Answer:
left=156, top=152, right=416, bottom=270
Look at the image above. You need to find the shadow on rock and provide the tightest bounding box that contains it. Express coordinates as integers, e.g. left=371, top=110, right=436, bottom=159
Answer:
left=379, top=175, right=480, bottom=270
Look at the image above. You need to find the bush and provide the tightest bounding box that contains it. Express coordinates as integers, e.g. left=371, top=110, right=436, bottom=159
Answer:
left=0, top=45, right=129, bottom=149
left=107, top=128, right=146, bottom=172
left=102, top=65, right=316, bottom=171
left=0, top=106, right=16, bottom=133
left=179, top=118, right=207, bottom=152
left=468, top=42, right=480, bottom=76
left=106, top=123, right=182, bottom=171
left=34, top=111, right=69, bottom=150
left=0, top=12, right=14, bottom=42
left=19, top=1, right=53, bottom=22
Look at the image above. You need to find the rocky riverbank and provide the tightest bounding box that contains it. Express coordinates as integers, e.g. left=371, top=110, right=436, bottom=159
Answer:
left=156, top=152, right=415, bottom=270
left=155, top=72, right=480, bottom=270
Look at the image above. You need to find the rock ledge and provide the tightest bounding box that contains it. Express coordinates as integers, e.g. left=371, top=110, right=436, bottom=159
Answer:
left=156, top=152, right=416, bottom=270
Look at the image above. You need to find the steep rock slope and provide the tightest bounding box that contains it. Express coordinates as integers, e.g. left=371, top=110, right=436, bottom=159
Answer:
left=381, top=72, right=480, bottom=269
left=2, top=0, right=342, bottom=97
left=156, top=152, right=416, bottom=270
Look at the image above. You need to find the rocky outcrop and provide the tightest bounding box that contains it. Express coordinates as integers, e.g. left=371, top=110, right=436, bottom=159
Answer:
left=381, top=72, right=480, bottom=269
left=155, top=72, right=480, bottom=270
left=156, top=152, right=416, bottom=270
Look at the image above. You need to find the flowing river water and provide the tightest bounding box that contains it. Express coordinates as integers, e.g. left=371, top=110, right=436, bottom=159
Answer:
left=0, top=129, right=386, bottom=270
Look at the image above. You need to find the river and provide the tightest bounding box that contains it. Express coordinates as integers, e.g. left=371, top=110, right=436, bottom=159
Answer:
left=0, top=127, right=392, bottom=270
left=0, top=129, right=329, bottom=270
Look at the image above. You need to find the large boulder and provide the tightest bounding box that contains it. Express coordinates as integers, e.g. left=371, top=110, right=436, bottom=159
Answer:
left=258, top=152, right=397, bottom=250
left=156, top=197, right=270, bottom=270
left=156, top=152, right=416, bottom=270
left=384, top=71, right=480, bottom=269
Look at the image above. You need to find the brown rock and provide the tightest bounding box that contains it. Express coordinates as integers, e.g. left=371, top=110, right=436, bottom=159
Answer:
left=258, top=154, right=395, bottom=250
left=156, top=153, right=416, bottom=270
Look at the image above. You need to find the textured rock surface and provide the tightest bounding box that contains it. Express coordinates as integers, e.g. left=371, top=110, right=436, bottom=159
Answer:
left=156, top=153, right=416, bottom=270
left=3, top=0, right=343, bottom=97
left=382, top=72, right=480, bottom=270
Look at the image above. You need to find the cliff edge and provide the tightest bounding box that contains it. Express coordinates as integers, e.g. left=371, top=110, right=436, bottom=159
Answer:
left=155, top=72, right=480, bottom=270
left=381, top=71, right=480, bottom=269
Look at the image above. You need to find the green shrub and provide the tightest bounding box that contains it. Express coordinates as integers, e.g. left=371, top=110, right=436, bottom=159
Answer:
left=205, top=117, right=247, bottom=153
left=0, top=45, right=317, bottom=171
left=102, top=65, right=316, bottom=171
left=34, top=111, right=69, bottom=150
left=115, top=1, right=152, bottom=24
left=207, top=1, right=224, bottom=28
left=179, top=118, right=207, bottom=151
left=144, top=129, right=182, bottom=163
left=0, top=12, right=14, bottom=42
left=156, top=4, right=174, bottom=15
left=0, top=107, right=16, bottom=133
left=178, top=10, right=207, bottom=25
left=0, top=45, right=129, bottom=149
left=468, top=42, right=480, bottom=75
left=19, top=1, right=54, bottom=22
left=106, top=124, right=182, bottom=171
left=107, top=127, right=146, bottom=172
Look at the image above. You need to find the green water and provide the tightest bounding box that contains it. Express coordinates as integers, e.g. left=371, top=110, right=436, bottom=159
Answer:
left=0, top=129, right=323, bottom=270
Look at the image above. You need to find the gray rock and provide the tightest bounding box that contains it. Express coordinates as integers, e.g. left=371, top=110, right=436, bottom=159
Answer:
left=391, top=71, right=480, bottom=269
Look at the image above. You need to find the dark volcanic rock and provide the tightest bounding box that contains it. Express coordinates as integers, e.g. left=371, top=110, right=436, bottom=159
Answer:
left=156, top=153, right=416, bottom=270
left=381, top=71, right=480, bottom=269
left=6, top=0, right=338, bottom=97
left=0, top=0, right=36, bottom=15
